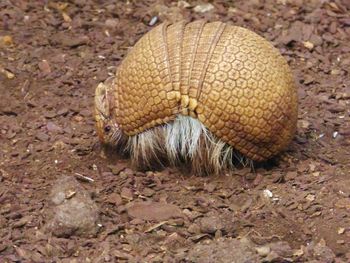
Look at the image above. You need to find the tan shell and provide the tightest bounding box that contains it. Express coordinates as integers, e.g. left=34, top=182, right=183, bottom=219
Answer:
left=112, top=20, right=298, bottom=162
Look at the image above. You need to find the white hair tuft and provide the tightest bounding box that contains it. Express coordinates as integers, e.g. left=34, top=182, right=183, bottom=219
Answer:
left=109, top=115, right=253, bottom=174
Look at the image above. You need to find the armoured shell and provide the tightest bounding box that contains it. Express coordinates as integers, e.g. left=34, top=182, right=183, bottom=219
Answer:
left=95, top=20, right=298, bottom=172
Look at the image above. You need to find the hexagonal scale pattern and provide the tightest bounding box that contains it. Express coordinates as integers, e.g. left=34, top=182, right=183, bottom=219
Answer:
left=111, top=21, right=298, bottom=161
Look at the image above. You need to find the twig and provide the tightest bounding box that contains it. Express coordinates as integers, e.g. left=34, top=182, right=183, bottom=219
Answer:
left=75, top=172, right=94, bottom=183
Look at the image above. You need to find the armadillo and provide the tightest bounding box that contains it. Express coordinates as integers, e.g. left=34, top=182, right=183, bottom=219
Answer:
left=94, top=20, right=298, bottom=174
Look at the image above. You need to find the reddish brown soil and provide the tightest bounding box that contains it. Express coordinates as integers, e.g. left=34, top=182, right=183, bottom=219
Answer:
left=0, top=0, right=349, bottom=262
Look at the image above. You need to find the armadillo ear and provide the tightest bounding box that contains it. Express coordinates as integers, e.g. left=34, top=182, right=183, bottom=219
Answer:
left=95, top=82, right=109, bottom=118
left=104, top=76, right=116, bottom=113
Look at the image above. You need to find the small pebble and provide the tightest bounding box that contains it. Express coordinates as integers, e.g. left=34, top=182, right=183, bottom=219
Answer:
left=263, top=189, right=273, bottom=198
left=149, top=16, right=158, bottom=26
left=193, top=3, right=214, bottom=13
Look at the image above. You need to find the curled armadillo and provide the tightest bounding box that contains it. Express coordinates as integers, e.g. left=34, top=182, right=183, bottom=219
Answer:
left=95, top=20, right=298, bottom=174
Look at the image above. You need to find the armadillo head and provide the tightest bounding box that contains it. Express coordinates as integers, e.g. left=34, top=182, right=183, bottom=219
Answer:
left=94, top=78, right=122, bottom=146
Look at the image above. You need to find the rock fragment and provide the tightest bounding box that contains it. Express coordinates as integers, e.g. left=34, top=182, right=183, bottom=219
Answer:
left=127, top=201, right=182, bottom=221
left=198, top=211, right=237, bottom=235
left=45, top=176, right=99, bottom=237
left=186, top=238, right=259, bottom=263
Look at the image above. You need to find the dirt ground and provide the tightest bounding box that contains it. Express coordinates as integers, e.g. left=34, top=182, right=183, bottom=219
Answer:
left=0, top=0, right=349, bottom=262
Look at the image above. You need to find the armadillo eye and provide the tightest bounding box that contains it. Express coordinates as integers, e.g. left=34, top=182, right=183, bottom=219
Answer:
left=104, top=125, right=111, bottom=133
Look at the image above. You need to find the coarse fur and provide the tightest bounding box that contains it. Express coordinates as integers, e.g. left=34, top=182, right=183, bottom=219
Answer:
left=127, top=115, right=253, bottom=174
